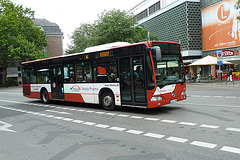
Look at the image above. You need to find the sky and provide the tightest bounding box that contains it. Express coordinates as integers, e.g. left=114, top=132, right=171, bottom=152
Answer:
left=11, top=0, right=143, bottom=52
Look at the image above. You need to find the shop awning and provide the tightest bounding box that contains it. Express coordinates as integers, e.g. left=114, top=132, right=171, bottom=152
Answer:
left=189, top=55, right=232, bottom=66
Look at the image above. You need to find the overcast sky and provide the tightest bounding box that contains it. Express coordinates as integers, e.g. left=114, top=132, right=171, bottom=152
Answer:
left=11, top=0, right=143, bottom=51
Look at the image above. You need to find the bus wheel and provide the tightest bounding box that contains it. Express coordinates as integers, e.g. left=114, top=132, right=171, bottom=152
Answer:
left=41, top=89, right=49, bottom=104
left=101, top=92, right=116, bottom=111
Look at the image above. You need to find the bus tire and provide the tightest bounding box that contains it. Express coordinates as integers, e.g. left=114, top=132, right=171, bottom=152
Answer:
left=101, top=92, right=116, bottom=111
left=41, top=89, right=49, bottom=104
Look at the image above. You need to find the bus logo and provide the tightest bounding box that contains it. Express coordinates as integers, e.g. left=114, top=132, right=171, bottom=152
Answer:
left=70, top=86, right=81, bottom=92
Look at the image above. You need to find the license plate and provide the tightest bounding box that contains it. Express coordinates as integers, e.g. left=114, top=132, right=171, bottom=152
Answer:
left=170, top=99, right=177, bottom=103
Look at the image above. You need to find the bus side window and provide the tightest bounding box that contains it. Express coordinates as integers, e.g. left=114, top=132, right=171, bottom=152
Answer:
left=64, top=64, right=75, bottom=83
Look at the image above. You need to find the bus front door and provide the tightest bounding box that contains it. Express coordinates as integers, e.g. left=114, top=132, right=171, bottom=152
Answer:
left=50, top=65, right=64, bottom=100
left=119, top=56, right=146, bottom=106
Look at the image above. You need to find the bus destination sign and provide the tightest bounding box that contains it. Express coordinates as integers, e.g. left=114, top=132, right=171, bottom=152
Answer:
left=100, top=51, right=110, bottom=57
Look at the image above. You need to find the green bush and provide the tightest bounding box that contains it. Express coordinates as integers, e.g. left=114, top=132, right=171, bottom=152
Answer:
left=0, top=79, right=19, bottom=87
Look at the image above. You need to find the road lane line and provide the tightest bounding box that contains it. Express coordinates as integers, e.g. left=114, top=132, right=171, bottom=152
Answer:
left=225, top=96, right=237, bottom=99
left=95, top=111, right=105, bottom=114
left=144, top=133, right=165, bottom=139
left=106, top=113, right=117, bottom=116
left=95, top=124, right=110, bottom=128
left=179, top=122, right=197, bottom=126
left=62, top=118, right=73, bottom=121
left=144, top=118, right=159, bottom=121
left=46, top=110, right=71, bottom=115
left=200, top=124, right=219, bottom=129
left=166, top=137, right=188, bottom=143
left=117, top=114, right=130, bottom=117
left=226, top=127, right=240, bottom=132
left=72, top=120, right=84, bottom=123
left=126, top=129, right=143, bottom=135
left=85, top=110, right=95, bottom=113
left=53, top=116, right=64, bottom=119
left=82, top=122, right=96, bottom=126
left=130, top=116, right=143, bottom=119
left=109, top=127, right=126, bottom=131
left=213, top=96, right=223, bottom=98
left=161, top=120, right=177, bottom=123
left=220, top=146, right=240, bottom=154
left=190, top=141, right=217, bottom=149
left=202, top=96, right=211, bottom=98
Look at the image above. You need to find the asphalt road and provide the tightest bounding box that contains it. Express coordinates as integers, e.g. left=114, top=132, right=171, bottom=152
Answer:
left=0, top=83, right=240, bottom=160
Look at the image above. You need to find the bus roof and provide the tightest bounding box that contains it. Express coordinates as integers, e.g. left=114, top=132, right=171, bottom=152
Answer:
left=21, top=41, right=179, bottom=65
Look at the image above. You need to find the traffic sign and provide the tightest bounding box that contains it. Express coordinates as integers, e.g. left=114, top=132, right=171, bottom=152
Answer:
left=217, top=61, right=223, bottom=65
left=216, top=50, right=222, bottom=58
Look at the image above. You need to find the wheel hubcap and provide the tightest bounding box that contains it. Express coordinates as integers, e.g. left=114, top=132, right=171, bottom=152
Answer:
left=103, top=95, right=112, bottom=107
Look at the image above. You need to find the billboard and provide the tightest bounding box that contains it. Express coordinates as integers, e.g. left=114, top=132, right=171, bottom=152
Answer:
left=202, top=0, right=240, bottom=51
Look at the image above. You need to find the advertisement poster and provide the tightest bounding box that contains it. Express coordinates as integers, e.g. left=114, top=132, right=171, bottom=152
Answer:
left=202, top=0, right=240, bottom=51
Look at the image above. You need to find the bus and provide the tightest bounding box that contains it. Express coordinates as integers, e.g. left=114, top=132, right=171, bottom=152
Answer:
left=22, top=41, right=186, bottom=110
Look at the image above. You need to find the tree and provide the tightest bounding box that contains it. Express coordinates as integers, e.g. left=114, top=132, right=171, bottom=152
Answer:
left=66, top=9, right=158, bottom=54
left=0, top=0, right=47, bottom=84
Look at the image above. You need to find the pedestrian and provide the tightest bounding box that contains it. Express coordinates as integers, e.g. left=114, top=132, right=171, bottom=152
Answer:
left=185, top=70, right=189, bottom=81
left=227, top=68, right=233, bottom=81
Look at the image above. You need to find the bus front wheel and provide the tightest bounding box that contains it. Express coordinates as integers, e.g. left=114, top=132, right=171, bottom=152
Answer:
left=41, top=89, right=49, bottom=104
left=101, top=92, right=116, bottom=111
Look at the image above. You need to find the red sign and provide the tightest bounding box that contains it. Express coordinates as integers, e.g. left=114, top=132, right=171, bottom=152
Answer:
left=70, top=85, right=81, bottom=92
left=222, top=50, right=234, bottom=56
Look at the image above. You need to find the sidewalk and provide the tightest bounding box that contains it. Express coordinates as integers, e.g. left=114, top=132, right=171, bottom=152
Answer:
left=187, top=79, right=240, bottom=91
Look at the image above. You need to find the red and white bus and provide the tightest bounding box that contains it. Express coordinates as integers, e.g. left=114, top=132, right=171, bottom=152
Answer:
left=22, top=41, right=186, bottom=110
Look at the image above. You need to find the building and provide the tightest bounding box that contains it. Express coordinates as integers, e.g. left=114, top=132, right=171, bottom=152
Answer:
left=0, top=19, right=63, bottom=85
left=33, top=18, right=64, bottom=57
left=128, top=0, right=240, bottom=79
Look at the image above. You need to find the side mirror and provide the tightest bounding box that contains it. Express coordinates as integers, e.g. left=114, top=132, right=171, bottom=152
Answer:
left=152, top=46, right=162, bottom=61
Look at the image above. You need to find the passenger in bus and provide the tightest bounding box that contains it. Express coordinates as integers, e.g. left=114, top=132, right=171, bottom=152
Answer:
left=83, top=76, right=87, bottom=82
left=44, top=72, right=50, bottom=83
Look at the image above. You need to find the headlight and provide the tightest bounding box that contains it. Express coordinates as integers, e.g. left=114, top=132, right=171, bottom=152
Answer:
left=150, top=96, right=163, bottom=101
left=181, top=91, right=186, bottom=95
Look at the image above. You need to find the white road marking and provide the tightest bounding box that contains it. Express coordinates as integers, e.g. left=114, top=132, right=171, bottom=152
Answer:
left=82, top=122, right=96, bottom=126
left=220, top=146, right=240, bottom=154
left=130, top=116, right=143, bottom=119
left=86, top=110, right=95, bottom=113
left=106, top=113, right=117, bottom=116
left=179, top=122, right=197, bottom=126
left=161, top=120, right=176, bottom=123
left=212, top=96, right=223, bottom=98
left=95, top=111, right=105, bottom=114
left=62, top=118, right=73, bottom=121
left=200, top=124, right=219, bottom=129
left=190, top=141, right=217, bottom=149
left=225, top=96, right=237, bottom=99
left=95, top=124, right=110, bottom=128
left=226, top=127, right=240, bottom=132
left=117, top=114, right=130, bottom=117
left=69, top=108, right=77, bottom=111
left=202, top=96, right=211, bottom=98
left=46, top=110, right=71, bottom=115
left=144, top=118, right=159, bottom=121
left=191, top=95, right=201, bottom=97
left=166, top=137, right=188, bottom=143
left=53, top=116, right=64, bottom=119
left=0, top=120, right=16, bottom=133
left=126, top=129, right=143, bottom=135
left=109, top=126, right=126, bottom=131
left=45, top=115, right=54, bottom=118
left=77, top=109, right=86, bottom=112
left=144, top=133, right=165, bottom=139
left=72, top=120, right=84, bottom=123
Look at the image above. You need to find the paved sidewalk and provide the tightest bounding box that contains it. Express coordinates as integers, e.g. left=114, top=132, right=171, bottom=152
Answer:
left=187, top=80, right=240, bottom=91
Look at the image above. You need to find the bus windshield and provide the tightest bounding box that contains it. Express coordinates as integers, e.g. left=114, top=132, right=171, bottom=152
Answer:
left=152, top=42, right=185, bottom=87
